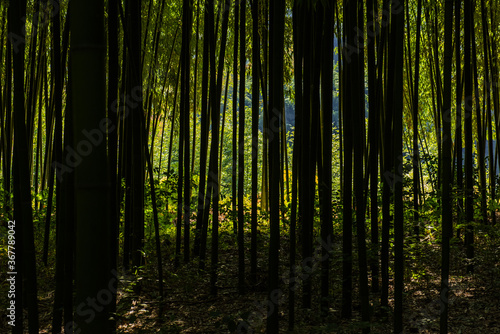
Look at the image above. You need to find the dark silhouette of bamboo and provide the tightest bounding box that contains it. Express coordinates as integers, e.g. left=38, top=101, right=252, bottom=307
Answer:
left=464, top=0, right=474, bottom=273
left=319, top=0, right=334, bottom=318
left=440, top=0, right=454, bottom=331
left=232, top=0, right=239, bottom=234
left=367, top=0, right=380, bottom=293
left=71, top=0, right=112, bottom=331
left=412, top=0, right=423, bottom=239
left=10, top=0, right=39, bottom=331
left=194, top=0, right=210, bottom=262
left=391, top=0, right=404, bottom=330
left=250, top=0, right=260, bottom=286
left=454, top=0, right=464, bottom=237
left=237, top=0, right=246, bottom=295
left=267, top=0, right=284, bottom=331
left=341, top=0, right=353, bottom=318
left=180, top=0, right=193, bottom=264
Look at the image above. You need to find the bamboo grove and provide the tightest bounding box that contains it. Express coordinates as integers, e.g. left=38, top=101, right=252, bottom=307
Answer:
left=0, top=0, right=500, bottom=333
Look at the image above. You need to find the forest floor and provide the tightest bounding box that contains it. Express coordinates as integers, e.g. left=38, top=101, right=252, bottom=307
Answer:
left=2, top=216, right=500, bottom=333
